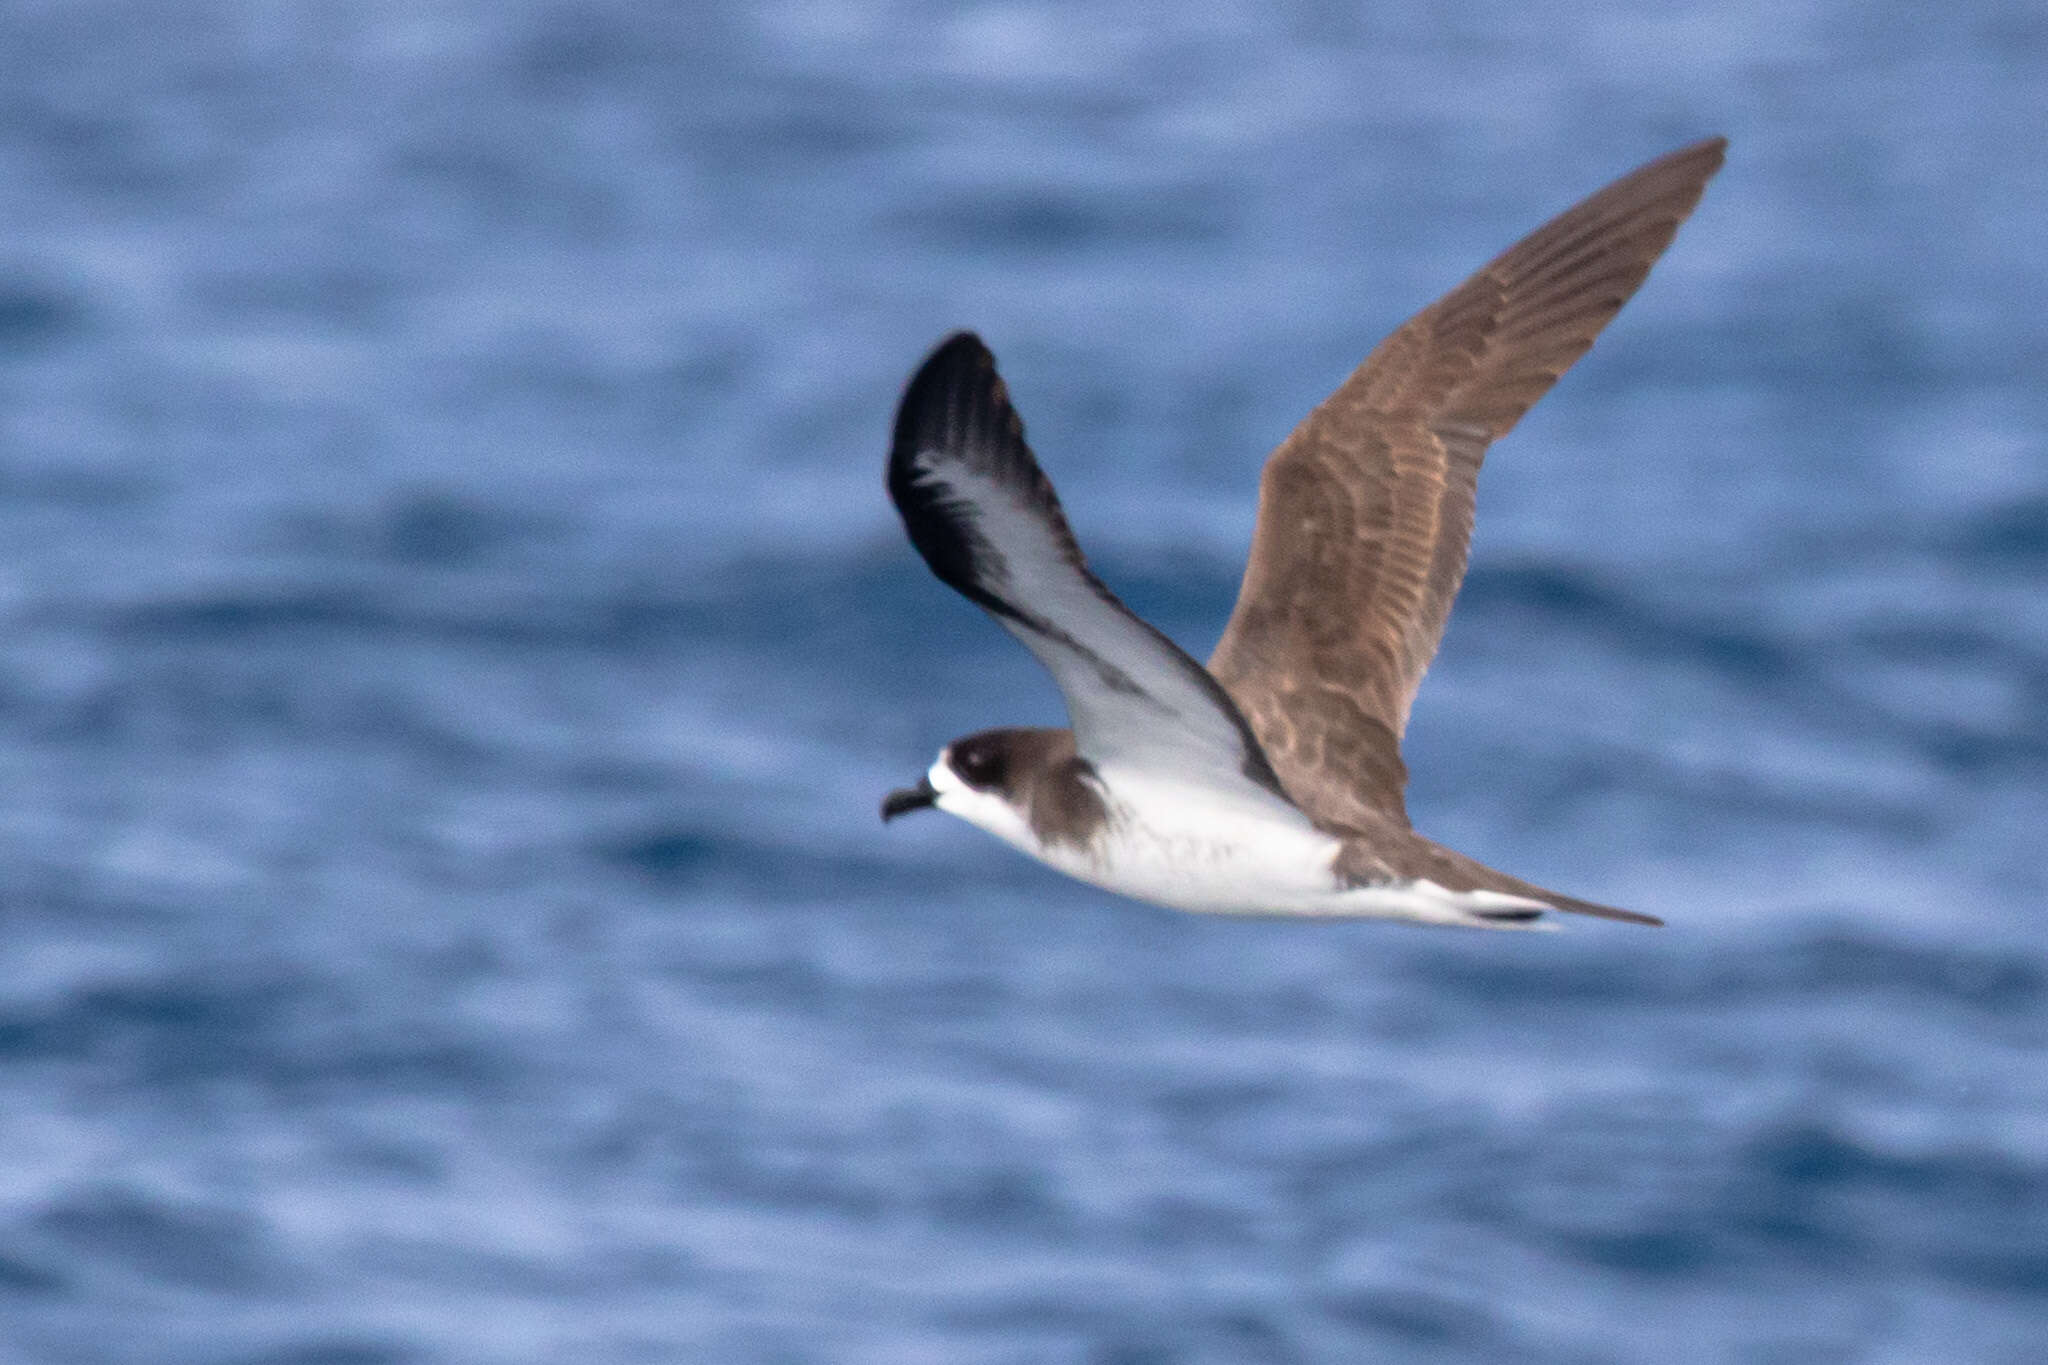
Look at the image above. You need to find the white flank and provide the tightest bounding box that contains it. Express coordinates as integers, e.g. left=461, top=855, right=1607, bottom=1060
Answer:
left=929, top=761, right=1556, bottom=930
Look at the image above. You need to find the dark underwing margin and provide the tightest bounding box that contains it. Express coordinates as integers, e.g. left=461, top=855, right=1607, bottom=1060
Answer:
left=890, top=450, right=1147, bottom=700
left=888, top=341, right=1155, bottom=703
left=888, top=333, right=1291, bottom=801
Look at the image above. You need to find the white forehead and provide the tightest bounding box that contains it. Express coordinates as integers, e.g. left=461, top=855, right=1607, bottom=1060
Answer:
left=928, top=752, right=1039, bottom=856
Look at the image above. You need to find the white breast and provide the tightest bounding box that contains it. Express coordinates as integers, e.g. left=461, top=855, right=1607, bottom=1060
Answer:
left=1035, top=766, right=1349, bottom=915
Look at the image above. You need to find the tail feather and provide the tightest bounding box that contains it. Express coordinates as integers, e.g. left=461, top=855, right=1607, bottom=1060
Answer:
left=1395, top=832, right=1665, bottom=927
left=1528, top=886, right=1662, bottom=926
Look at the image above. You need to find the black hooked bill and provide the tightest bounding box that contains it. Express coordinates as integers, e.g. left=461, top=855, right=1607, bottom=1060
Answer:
left=880, top=774, right=938, bottom=821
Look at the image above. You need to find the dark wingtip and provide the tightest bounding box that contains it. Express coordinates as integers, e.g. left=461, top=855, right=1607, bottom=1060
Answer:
left=1686, top=134, right=1729, bottom=162
left=1637, top=136, right=1728, bottom=212
left=925, top=330, right=990, bottom=365
left=1639, top=136, right=1727, bottom=181
left=885, top=330, right=1053, bottom=611
left=889, top=331, right=1007, bottom=473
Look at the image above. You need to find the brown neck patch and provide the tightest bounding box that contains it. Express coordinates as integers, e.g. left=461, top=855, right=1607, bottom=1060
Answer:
left=971, top=726, right=1108, bottom=851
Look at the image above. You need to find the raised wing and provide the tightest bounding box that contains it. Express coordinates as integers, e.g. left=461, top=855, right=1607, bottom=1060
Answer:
left=889, top=333, right=1291, bottom=806
left=1208, top=138, right=1725, bottom=831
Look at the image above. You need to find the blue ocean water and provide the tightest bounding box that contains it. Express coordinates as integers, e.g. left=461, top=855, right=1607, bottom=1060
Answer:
left=0, top=1, right=2044, bottom=1360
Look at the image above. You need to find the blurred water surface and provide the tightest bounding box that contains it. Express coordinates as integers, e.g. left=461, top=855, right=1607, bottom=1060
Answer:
left=0, top=1, right=2045, bottom=1361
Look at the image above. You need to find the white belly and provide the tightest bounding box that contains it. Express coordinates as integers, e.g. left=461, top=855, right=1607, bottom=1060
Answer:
left=932, top=760, right=1556, bottom=928
left=1043, top=805, right=1557, bottom=927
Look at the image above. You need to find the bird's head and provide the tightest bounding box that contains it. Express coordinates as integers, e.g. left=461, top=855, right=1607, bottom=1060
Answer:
left=880, top=728, right=1057, bottom=854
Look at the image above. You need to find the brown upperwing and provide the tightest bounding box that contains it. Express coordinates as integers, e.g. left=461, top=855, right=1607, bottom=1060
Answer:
left=1207, top=138, right=1725, bottom=832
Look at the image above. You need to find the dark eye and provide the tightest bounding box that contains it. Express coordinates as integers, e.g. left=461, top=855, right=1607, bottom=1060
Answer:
left=953, top=741, right=1005, bottom=790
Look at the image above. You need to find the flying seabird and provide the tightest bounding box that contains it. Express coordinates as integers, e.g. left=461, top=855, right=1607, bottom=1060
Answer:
left=880, top=138, right=1725, bottom=929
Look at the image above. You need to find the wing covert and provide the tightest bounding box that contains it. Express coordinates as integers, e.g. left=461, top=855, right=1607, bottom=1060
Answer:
left=1208, top=138, right=1725, bottom=831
